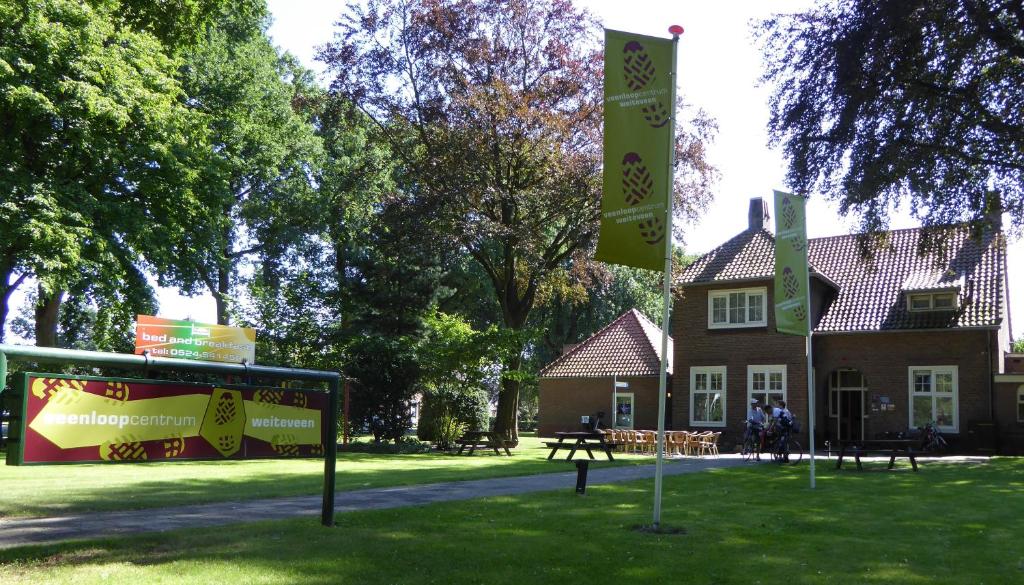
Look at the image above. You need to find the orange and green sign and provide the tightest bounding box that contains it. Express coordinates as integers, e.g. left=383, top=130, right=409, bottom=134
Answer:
left=773, top=190, right=810, bottom=336
left=134, top=315, right=256, bottom=364
left=595, top=29, right=674, bottom=272
left=6, top=373, right=326, bottom=465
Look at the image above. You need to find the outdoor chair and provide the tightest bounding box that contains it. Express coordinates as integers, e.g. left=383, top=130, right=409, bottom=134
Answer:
left=684, top=431, right=703, bottom=456
left=697, top=431, right=721, bottom=458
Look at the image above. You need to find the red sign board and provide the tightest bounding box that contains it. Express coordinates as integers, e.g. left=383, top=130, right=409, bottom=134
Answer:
left=8, top=374, right=328, bottom=465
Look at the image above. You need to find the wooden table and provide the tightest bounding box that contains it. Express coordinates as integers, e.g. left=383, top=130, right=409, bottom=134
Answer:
left=835, top=439, right=919, bottom=471
left=545, top=431, right=615, bottom=461
left=455, top=431, right=512, bottom=456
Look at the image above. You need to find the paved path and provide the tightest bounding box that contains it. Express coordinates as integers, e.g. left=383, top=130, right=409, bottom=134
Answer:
left=0, top=456, right=744, bottom=549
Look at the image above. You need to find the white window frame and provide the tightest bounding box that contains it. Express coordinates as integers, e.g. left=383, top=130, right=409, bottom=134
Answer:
left=708, top=287, right=768, bottom=329
left=690, top=366, right=727, bottom=427
left=1017, top=386, right=1024, bottom=424
left=907, top=366, right=959, bottom=432
left=906, top=292, right=958, bottom=312
left=747, top=365, right=787, bottom=409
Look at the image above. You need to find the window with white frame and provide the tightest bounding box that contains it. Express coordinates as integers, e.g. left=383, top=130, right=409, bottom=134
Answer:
left=708, top=287, right=767, bottom=329
left=907, top=292, right=958, bottom=312
left=1017, top=386, right=1024, bottom=423
left=908, top=366, right=959, bottom=432
left=748, top=365, right=787, bottom=409
left=690, top=366, right=726, bottom=426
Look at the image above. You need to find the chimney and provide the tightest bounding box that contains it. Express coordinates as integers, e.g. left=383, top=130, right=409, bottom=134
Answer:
left=748, top=197, right=769, bottom=231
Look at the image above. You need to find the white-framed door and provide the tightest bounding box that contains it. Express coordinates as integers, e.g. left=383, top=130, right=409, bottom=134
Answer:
left=613, top=392, right=635, bottom=429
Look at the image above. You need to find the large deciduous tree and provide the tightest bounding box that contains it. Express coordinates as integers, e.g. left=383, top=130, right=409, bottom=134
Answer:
left=321, top=0, right=716, bottom=443
left=164, top=11, right=323, bottom=325
left=0, top=0, right=206, bottom=344
left=761, top=0, right=1024, bottom=233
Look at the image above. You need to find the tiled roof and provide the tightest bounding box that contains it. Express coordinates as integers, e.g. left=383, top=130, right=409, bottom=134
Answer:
left=539, top=309, right=673, bottom=378
left=678, top=226, right=1006, bottom=332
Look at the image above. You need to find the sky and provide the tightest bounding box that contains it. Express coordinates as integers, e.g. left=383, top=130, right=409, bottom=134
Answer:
left=5, top=0, right=1022, bottom=341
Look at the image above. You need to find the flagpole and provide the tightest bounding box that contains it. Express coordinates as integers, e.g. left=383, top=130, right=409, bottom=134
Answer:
left=653, top=24, right=683, bottom=530
left=807, top=291, right=816, bottom=489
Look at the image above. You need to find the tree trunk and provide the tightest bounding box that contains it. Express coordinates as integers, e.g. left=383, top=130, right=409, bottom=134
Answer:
left=34, top=285, right=63, bottom=347
left=492, top=352, right=522, bottom=445
left=0, top=267, right=26, bottom=344
left=215, top=265, right=230, bottom=325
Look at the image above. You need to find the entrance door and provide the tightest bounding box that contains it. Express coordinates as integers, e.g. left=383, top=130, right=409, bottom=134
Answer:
left=837, top=390, right=865, bottom=442
left=829, top=370, right=867, bottom=443
left=614, top=393, right=634, bottom=429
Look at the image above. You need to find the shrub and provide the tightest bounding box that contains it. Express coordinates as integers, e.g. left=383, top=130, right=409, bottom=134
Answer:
left=417, top=384, right=489, bottom=449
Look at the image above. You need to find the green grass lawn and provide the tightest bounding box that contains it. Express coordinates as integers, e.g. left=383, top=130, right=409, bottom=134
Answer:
left=2, top=457, right=1022, bottom=584
left=0, top=435, right=653, bottom=518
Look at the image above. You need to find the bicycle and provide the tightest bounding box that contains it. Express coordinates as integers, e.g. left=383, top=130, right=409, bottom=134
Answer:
left=741, top=422, right=763, bottom=461
left=767, top=428, right=803, bottom=465
left=920, top=421, right=948, bottom=453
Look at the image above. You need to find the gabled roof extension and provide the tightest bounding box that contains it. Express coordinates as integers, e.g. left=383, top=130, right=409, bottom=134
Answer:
left=539, top=309, right=673, bottom=378
left=677, top=226, right=1006, bottom=333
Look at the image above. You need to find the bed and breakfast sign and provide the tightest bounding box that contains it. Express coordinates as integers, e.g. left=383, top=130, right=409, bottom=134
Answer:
left=134, top=315, right=256, bottom=364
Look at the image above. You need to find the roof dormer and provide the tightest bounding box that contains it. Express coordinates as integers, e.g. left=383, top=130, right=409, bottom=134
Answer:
left=902, top=270, right=963, bottom=312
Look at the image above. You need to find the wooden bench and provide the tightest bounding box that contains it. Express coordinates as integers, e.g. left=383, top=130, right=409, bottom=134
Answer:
left=454, top=431, right=512, bottom=456
left=836, top=440, right=918, bottom=471
left=544, top=439, right=617, bottom=461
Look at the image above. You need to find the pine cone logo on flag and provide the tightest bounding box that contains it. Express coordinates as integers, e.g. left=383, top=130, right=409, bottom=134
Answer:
left=639, top=217, right=665, bottom=245
left=783, top=266, right=800, bottom=299
left=623, top=41, right=655, bottom=91
left=622, top=152, right=652, bottom=206
left=641, top=102, right=670, bottom=128
left=782, top=196, right=797, bottom=230
left=793, top=305, right=807, bottom=322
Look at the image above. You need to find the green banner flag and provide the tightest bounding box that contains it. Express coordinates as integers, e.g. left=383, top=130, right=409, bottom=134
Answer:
left=595, top=30, right=675, bottom=272
left=773, top=190, right=810, bottom=336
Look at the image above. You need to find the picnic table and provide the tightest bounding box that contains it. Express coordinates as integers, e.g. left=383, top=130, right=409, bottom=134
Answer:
left=454, top=430, right=512, bottom=456
left=835, top=439, right=919, bottom=471
left=545, top=431, right=616, bottom=461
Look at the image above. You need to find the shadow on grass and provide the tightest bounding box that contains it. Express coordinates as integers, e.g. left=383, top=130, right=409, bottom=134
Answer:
left=0, top=444, right=652, bottom=518
left=2, top=458, right=1022, bottom=585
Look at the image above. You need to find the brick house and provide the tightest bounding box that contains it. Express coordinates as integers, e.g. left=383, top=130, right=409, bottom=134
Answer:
left=673, top=198, right=1014, bottom=452
left=538, top=309, right=672, bottom=436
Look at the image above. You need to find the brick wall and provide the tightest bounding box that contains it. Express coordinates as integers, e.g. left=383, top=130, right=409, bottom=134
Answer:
left=815, top=329, right=995, bottom=443
left=994, top=381, right=1024, bottom=453
left=538, top=376, right=664, bottom=437
left=673, top=281, right=999, bottom=452
left=672, top=281, right=808, bottom=451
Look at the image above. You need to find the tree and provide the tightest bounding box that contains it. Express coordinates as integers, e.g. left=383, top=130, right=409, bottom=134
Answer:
left=163, top=11, right=323, bottom=325
left=1013, top=338, right=1024, bottom=354
left=0, top=0, right=208, bottom=344
left=761, top=0, right=1024, bottom=234
left=321, top=0, right=716, bottom=443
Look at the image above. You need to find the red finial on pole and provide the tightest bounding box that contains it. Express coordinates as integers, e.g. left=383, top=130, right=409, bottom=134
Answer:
left=668, top=25, right=684, bottom=36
